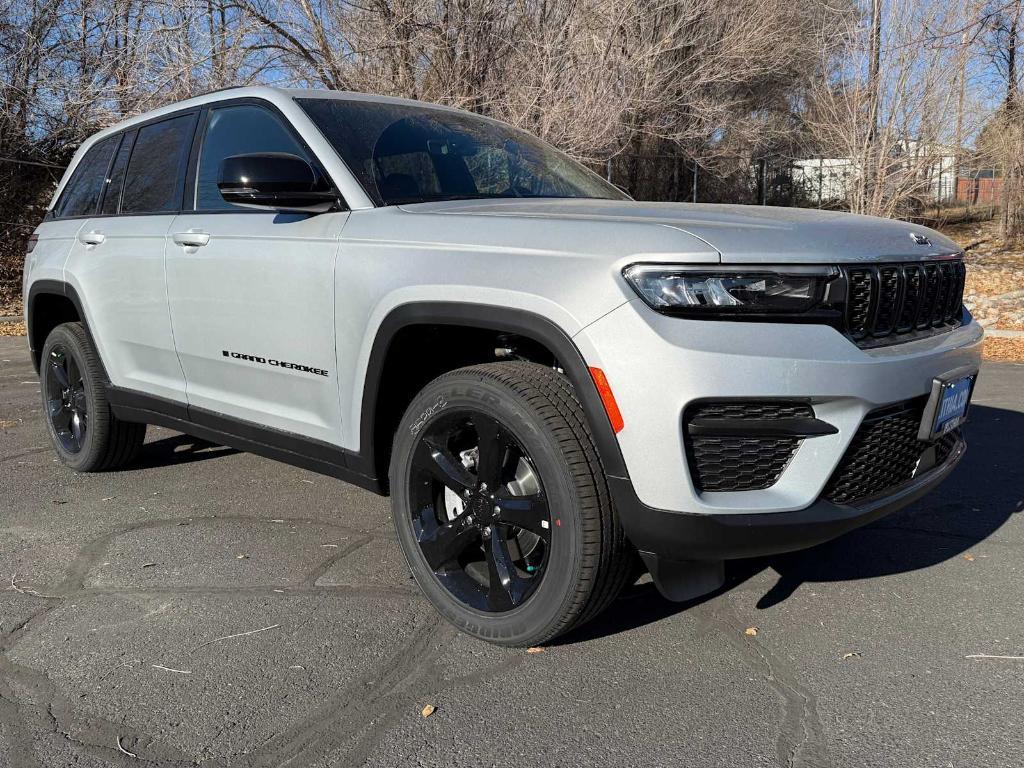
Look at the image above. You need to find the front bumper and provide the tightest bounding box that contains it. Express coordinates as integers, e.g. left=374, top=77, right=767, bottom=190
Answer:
left=609, top=432, right=965, bottom=562
left=574, top=299, right=982, bottom=575
left=576, top=299, right=983, bottom=516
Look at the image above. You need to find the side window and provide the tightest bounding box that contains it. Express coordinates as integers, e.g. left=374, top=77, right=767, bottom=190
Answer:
left=54, top=137, right=117, bottom=218
left=99, top=131, right=136, bottom=215
left=121, top=114, right=196, bottom=214
left=195, top=105, right=311, bottom=211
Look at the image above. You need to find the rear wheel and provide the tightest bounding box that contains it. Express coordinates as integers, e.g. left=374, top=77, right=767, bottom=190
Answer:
left=390, top=362, right=633, bottom=646
left=40, top=322, right=145, bottom=472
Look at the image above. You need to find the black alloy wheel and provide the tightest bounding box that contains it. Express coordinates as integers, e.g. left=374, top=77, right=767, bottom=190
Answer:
left=39, top=322, right=146, bottom=472
left=44, top=344, right=89, bottom=454
left=391, top=362, right=635, bottom=647
left=409, top=410, right=551, bottom=613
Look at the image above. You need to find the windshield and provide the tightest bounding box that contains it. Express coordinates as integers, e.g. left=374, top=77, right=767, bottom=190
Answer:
left=296, top=98, right=627, bottom=206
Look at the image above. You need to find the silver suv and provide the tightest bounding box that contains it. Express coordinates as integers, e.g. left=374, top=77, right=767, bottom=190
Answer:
left=23, top=87, right=983, bottom=646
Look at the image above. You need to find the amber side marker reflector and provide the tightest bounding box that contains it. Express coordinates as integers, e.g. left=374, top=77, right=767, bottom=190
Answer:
left=589, top=367, right=624, bottom=433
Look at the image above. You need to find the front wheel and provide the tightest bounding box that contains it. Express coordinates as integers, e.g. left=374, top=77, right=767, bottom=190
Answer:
left=390, top=362, right=633, bottom=646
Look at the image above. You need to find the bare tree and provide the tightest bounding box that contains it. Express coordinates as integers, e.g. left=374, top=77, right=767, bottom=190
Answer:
left=979, top=0, right=1023, bottom=239
left=805, top=0, right=991, bottom=218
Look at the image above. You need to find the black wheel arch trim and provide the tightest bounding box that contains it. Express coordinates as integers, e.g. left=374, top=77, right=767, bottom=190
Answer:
left=358, top=302, right=630, bottom=483
left=26, top=279, right=109, bottom=379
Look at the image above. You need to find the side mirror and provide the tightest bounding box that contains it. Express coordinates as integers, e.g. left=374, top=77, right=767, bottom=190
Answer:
left=217, top=153, right=339, bottom=213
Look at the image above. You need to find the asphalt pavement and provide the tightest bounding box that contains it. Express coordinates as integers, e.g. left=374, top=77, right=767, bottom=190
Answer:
left=1, top=334, right=1022, bottom=767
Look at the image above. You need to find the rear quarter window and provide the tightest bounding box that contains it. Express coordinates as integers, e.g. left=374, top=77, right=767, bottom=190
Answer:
left=54, top=137, right=117, bottom=218
left=121, top=113, right=197, bottom=214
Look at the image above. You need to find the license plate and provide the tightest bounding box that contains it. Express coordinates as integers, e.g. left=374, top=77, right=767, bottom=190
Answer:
left=921, top=372, right=976, bottom=440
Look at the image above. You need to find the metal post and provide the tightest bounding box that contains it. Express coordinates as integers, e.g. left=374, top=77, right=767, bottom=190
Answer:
left=760, top=158, right=768, bottom=206
left=606, top=158, right=612, bottom=183
left=692, top=160, right=698, bottom=203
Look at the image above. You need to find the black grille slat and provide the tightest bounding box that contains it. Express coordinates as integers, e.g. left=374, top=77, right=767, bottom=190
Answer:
left=843, top=259, right=964, bottom=347
left=945, top=262, right=965, bottom=322
left=873, top=267, right=900, bottom=336
left=896, top=265, right=922, bottom=332
left=685, top=401, right=810, bottom=492
left=847, top=269, right=873, bottom=339
left=917, top=264, right=940, bottom=330
left=932, top=263, right=951, bottom=327
left=823, top=401, right=963, bottom=505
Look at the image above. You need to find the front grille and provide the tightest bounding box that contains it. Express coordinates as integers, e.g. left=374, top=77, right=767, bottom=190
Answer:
left=823, top=400, right=962, bottom=505
left=685, top=401, right=812, bottom=492
left=844, top=260, right=965, bottom=347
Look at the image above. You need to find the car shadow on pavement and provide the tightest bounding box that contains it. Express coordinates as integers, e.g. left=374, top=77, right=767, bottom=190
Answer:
left=558, top=403, right=1023, bottom=644
left=126, top=433, right=239, bottom=469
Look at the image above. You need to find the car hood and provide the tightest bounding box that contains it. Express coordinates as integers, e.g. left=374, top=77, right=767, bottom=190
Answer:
left=399, top=198, right=962, bottom=264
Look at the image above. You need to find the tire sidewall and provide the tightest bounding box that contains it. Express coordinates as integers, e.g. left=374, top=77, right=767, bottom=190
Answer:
left=391, top=370, right=587, bottom=645
left=40, top=324, right=105, bottom=471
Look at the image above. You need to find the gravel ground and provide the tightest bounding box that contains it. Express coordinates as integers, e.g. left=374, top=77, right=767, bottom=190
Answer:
left=2, top=335, right=1023, bottom=768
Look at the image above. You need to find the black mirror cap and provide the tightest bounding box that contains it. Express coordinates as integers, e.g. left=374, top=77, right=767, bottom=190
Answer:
left=217, top=152, right=340, bottom=212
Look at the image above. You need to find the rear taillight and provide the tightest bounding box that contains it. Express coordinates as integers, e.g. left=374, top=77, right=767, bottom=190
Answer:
left=26, top=234, right=38, bottom=254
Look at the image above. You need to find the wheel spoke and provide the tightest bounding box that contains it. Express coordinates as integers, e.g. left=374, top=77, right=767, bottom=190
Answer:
left=413, top=437, right=475, bottom=495
left=66, top=355, right=81, bottom=389
left=69, top=412, right=84, bottom=447
left=484, top=526, right=530, bottom=611
left=473, top=417, right=515, bottom=489
left=49, top=356, right=69, bottom=388
left=495, top=493, right=550, bottom=540
left=47, top=398, right=65, bottom=420
left=418, top=516, right=479, bottom=570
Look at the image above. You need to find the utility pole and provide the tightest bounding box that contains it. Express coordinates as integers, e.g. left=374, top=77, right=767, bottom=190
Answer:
left=868, top=0, right=883, bottom=143
left=865, top=0, right=884, bottom=211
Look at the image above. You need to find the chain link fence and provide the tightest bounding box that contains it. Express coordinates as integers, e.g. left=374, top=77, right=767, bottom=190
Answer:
left=599, top=153, right=1003, bottom=214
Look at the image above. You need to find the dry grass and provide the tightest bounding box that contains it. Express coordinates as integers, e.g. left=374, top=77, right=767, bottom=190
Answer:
left=937, top=219, right=1024, bottom=350
left=983, top=337, right=1024, bottom=363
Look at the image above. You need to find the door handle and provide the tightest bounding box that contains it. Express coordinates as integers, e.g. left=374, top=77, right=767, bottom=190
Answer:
left=172, top=231, right=211, bottom=248
left=78, top=231, right=105, bottom=246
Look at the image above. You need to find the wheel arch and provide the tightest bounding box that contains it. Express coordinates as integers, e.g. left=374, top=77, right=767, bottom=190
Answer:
left=358, top=302, right=629, bottom=490
left=26, top=280, right=108, bottom=379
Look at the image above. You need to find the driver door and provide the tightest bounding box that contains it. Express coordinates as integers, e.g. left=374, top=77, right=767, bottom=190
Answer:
left=164, top=101, right=348, bottom=444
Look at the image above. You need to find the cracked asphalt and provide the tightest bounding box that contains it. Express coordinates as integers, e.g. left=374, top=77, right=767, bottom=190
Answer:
left=1, top=334, right=1022, bottom=768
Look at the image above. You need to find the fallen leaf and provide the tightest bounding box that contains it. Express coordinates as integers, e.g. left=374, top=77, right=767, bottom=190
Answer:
left=963, top=553, right=975, bottom=561
left=526, top=646, right=544, bottom=654
left=236, top=554, right=249, bottom=560
left=744, top=627, right=758, bottom=637
left=842, top=652, right=862, bottom=660
left=421, top=704, right=436, bottom=718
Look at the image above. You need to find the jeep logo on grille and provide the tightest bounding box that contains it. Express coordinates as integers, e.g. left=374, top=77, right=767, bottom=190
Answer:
left=909, top=232, right=932, bottom=246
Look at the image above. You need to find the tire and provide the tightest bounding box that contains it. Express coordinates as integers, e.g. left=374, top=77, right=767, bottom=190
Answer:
left=390, top=361, right=633, bottom=646
left=39, top=322, right=146, bottom=472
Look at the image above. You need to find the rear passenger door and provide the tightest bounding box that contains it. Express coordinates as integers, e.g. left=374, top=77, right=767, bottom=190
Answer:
left=164, top=101, right=347, bottom=444
left=62, top=112, right=198, bottom=402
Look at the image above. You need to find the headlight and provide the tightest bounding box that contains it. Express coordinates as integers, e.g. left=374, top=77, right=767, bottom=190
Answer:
left=622, top=264, right=840, bottom=319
